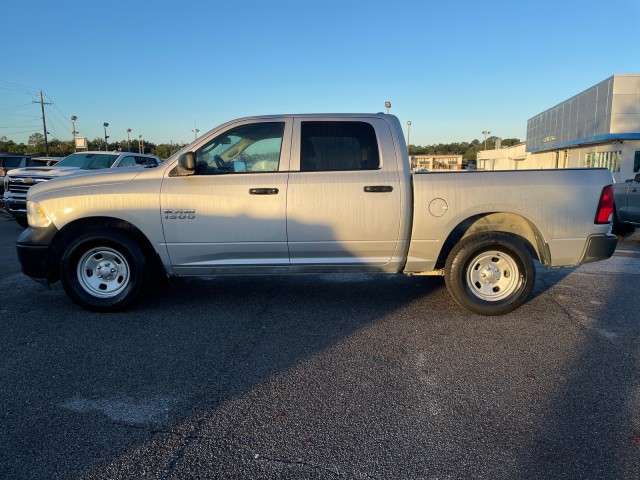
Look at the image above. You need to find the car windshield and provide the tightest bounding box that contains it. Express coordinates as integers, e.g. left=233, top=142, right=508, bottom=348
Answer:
left=55, top=153, right=119, bottom=169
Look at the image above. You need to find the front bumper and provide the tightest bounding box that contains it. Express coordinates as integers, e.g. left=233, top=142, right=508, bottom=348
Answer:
left=3, top=197, right=26, bottom=217
left=16, top=223, right=59, bottom=280
left=580, top=234, right=618, bottom=264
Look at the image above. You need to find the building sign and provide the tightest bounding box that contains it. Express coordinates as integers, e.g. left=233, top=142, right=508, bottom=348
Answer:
left=75, top=137, right=88, bottom=149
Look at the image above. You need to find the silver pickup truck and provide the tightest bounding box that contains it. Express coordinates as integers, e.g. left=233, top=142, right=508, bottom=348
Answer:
left=612, top=173, right=640, bottom=234
left=16, top=114, right=617, bottom=315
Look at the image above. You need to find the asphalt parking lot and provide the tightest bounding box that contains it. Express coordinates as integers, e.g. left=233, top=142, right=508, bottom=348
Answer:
left=1, top=211, right=640, bottom=479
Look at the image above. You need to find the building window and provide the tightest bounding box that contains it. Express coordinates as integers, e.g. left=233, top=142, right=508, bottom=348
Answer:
left=585, top=151, right=621, bottom=173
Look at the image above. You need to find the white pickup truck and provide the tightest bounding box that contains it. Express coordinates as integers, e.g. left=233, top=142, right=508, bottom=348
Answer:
left=16, top=114, right=617, bottom=315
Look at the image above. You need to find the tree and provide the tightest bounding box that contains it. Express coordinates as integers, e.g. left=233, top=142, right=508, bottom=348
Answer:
left=27, top=133, right=45, bottom=155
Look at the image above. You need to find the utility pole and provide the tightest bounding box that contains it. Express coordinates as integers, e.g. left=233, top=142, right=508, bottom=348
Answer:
left=33, top=90, right=51, bottom=156
left=71, top=115, right=78, bottom=152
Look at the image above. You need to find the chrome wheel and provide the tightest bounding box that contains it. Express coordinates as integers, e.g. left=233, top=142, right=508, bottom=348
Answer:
left=466, top=250, right=520, bottom=302
left=76, top=247, right=131, bottom=298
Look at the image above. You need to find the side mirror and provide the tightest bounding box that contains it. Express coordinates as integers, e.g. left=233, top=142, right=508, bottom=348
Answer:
left=635, top=173, right=640, bottom=183
left=176, top=152, right=195, bottom=176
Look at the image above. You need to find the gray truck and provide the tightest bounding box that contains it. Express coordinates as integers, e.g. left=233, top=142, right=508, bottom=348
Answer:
left=612, top=173, right=640, bottom=235
left=16, top=114, right=617, bottom=315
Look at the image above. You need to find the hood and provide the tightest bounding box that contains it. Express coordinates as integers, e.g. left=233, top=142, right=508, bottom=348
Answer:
left=7, top=166, right=85, bottom=178
left=27, top=168, right=147, bottom=200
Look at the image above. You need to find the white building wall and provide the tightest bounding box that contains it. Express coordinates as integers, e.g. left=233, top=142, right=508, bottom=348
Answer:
left=478, top=140, right=640, bottom=182
left=475, top=74, right=640, bottom=182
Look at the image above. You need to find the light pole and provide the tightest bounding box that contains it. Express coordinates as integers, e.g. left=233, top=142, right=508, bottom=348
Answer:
left=103, top=122, right=110, bottom=151
left=385, top=101, right=391, bottom=114
left=192, top=120, right=200, bottom=140
left=406, top=120, right=412, bottom=154
left=127, top=128, right=132, bottom=152
left=138, top=135, right=143, bottom=154
left=71, top=115, right=78, bottom=152
left=482, top=130, right=491, bottom=151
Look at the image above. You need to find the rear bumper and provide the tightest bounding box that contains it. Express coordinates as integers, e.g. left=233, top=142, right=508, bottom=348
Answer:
left=580, top=234, right=617, bottom=264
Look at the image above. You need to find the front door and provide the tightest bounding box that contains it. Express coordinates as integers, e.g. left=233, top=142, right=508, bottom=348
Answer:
left=161, top=119, right=292, bottom=274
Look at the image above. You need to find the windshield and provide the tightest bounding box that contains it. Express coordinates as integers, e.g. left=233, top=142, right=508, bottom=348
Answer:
left=55, top=153, right=119, bottom=169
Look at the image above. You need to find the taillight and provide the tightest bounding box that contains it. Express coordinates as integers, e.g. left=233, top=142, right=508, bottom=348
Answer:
left=595, top=185, right=614, bottom=224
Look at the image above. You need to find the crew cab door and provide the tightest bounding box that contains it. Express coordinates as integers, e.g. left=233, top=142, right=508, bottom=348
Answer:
left=627, top=174, right=640, bottom=224
left=160, top=119, right=292, bottom=274
left=286, top=117, right=403, bottom=270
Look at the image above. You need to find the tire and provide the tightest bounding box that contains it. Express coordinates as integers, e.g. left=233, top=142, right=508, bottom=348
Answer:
left=15, top=216, right=28, bottom=228
left=612, top=210, right=633, bottom=237
left=444, top=232, right=536, bottom=316
left=60, top=229, right=147, bottom=311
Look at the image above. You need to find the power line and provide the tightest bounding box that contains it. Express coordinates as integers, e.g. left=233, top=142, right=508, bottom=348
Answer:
left=0, top=129, right=40, bottom=136
left=0, top=80, right=39, bottom=95
left=0, top=103, right=35, bottom=112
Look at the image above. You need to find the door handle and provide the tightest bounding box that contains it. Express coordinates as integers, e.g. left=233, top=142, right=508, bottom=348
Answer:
left=249, top=188, right=279, bottom=195
left=364, top=185, right=393, bottom=193
left=631, top=188, right=637, bottom=192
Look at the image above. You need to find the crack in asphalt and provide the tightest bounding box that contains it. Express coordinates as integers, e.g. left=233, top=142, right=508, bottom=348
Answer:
left=247, top=448, right=378, bottom=479
left=540, top=279, right=638, bottom=361
left=162, top=287, right=279, bottom=478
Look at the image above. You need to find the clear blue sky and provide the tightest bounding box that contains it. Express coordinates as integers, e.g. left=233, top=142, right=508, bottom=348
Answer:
left=2, top=0, right=639, bottom=147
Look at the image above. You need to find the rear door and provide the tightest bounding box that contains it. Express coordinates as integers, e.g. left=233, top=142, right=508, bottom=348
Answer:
left=286, top=117, right=403, bottom=270
left=160, top=118, right=293, bottom=274
left=627, top=174, right=640, bottom=224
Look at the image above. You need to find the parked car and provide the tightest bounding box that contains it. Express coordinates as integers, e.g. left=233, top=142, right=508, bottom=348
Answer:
left=3, top=151, right=160, bottom=227
left=612, top=173, right=640, bottom=234
left=0, top=154, right=32, bottom=195
left=29, top=156, right=63, bottom=167
left=16, top=114, right=616, bottom=315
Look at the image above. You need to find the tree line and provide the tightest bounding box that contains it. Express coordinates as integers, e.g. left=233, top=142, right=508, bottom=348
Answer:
left=409, top=137, right=521, bottom=161
left=1, top=133, right=522, bottom=162
left=0, top=133, right=186, bottom=160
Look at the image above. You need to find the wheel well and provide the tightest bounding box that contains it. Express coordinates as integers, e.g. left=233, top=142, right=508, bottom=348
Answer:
left=47, top=217, right=164, bottom=283
left=435, top=213, right=550, bottom=269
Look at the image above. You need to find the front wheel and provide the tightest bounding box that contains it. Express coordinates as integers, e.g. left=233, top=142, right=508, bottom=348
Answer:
left=444, top=233, right=536, bottom=316
left=60, top=229, right=147, bottom=311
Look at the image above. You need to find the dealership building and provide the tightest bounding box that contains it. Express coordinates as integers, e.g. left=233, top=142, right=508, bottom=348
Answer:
left=477, top=74, right=640, bottom=182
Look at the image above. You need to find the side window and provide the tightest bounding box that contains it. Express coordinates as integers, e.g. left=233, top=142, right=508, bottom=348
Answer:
left=195, top=122, right=284, bottom=175
left=634, top=151, right=640, bottom=173
left=117, top=156, right=137, bottom=167
left=3, top=157, right=25, bottom=169
left=135, top=156, right=156, bottom=166
left=300, top=121, right=380, bottom=171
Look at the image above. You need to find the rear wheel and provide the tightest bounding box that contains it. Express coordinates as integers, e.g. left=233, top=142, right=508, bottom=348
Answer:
left=612, top=210, right=634, bottom=237
left=60, top=229, right=146, bottom=311
left=444, top=232, right=535, bottom=316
